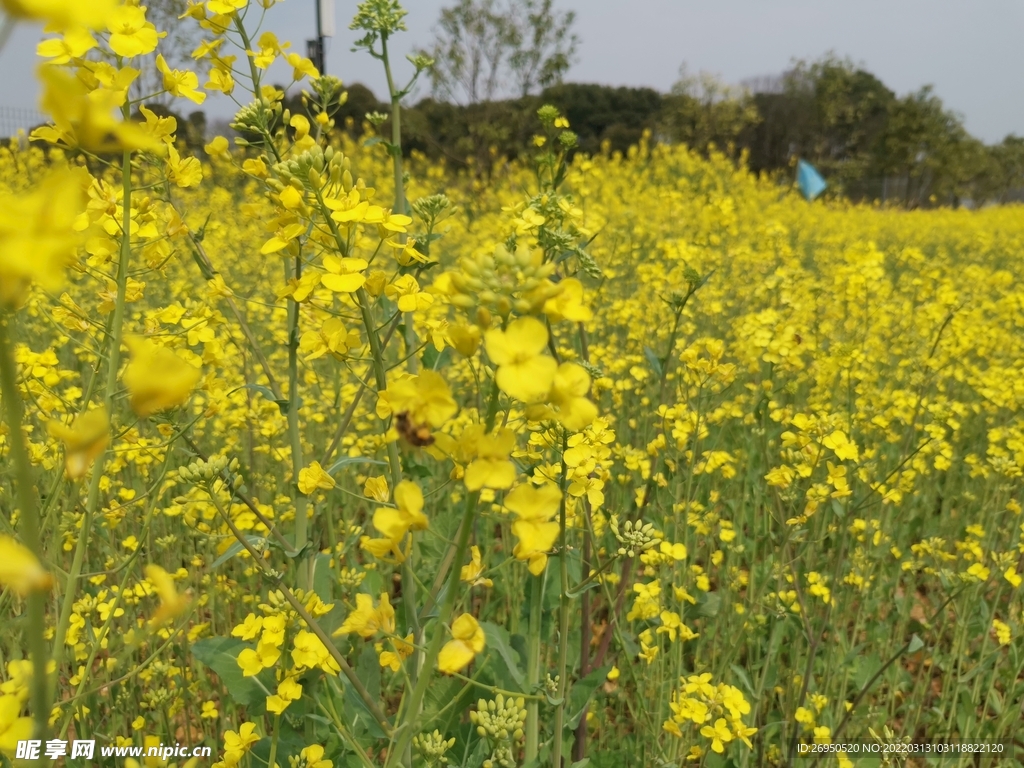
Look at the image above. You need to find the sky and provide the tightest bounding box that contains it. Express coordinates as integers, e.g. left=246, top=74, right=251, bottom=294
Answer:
left=0, top=0, right=1022, bottom=143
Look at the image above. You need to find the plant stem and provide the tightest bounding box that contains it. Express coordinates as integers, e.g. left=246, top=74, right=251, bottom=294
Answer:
left=0, top=317, right=50, bottom=739
left=385, top=384, right=501, bottom=768
left=524, top=572, right=544, bottom=762
left=552, top=432, right=572, bottom=767
left=380, top=34, right=406, bottom=220
left=52, top=148, right=134, bottom=691
left=286, top=254, right=309, bottom=588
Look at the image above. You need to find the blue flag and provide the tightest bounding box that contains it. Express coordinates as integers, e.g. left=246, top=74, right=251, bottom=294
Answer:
left=797, top=159, right=827, bottom=201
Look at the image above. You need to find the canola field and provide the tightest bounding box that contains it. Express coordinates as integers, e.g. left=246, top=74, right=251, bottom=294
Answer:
left=1, top=2, right=1024, bottom=767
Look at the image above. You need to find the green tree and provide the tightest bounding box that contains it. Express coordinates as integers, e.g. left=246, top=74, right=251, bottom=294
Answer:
left=420, top=0, right=578, bottom=104
left=874, top=86, right=966, bottom=205
left=659, top=65, right=760, bottom=155
left=506, top=0, right=578, bottom=97
left=420, top=0, right=516, bottom=104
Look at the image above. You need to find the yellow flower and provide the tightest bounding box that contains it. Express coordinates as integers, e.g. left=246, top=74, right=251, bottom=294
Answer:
left=505, top=482, right=561, bottom=575
left=207, top=0, right=247, bottom=13
left=223, top=722, right=259, bottom=765
left=363, top=476, right=390, bottom=503
left=299, top=745, right=332, bottom=768
left=386, top=274, right=433, bottom=312
left=334, top=593, right=395, bottom=639
left=205, top=67, right=235, bottom=94
left=106, top=5, right=161, bottom=57
left=144, top=564, right=190, bottom=626
left=460, top=545, right=493, bottom=588
left=966, top=562, right=990, bottom=582
left=822, top=430, right=858, bottom=462
left=122, top=336, right=201, bottom=416
left=0, top=165, right=88, bottom=308
left=700, top=718, right=734, bottom=753
left=1, top=0, right=116, bottom=28
left=156, top=54, right=206, bottom=104
left=167, top=145, right=204, bottom=187
left=321, top=255, right=368, bottom=293
left=378, top=633, right=414, bottom=672
left=0, top=697, right=32, bottom=755
left=365, top=481, right=429, bottom=559
left=46, top=406, right=109, bottom=479
left=236, top=640, right=280, bottom=676
left=438, top=613, right=486, bottom=674
left=0, top=536, right=53, bottom=596
left=290, top=631, right=340, bottom=674
left=543, top=277, right=593, bottom=322
left=381, top=370, right=458, bottom=428
left=463, top=428, right=517, bottom=491
left=36, top=26, right=97, bottom=63
left=485, top=316, right=558, bottom=404
left=993, top=618, right=1011, bottom=645
left=32, top=66, right=157, bottom=152
left=299, top=317, right=361, bottom=360
left=534, top=362, right=597, bottom=431
left=266, top=677, right=302, bottom=714
left=1004, top=566, right=1022, bottom=588
left=297, top=461, right=336, bottom=495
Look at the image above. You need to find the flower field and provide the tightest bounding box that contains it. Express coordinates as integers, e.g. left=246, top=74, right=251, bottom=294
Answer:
left=1, top=2, right=1024, bottom=767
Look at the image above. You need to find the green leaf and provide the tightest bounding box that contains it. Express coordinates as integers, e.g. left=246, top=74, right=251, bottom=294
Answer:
left=422, top=345, right=452, bottom=371
left=729, top=664, right=755, bottom=697
left=325, top=456, right=387, bottom=475
left=567, top=665, right=610, bottom=730
left=240, top=383, right=277, bottom=402
left=570, top=760, right=591, bottom=768
left=346, top=651, right=389, bottom=741
left=311, top=553, right=335, bottom=605
left=831, top=498, right=846, bottom=518
left=210, top=536, right=266, bottom=569
left=423, top=677, right=471, bottom=734
left=696, top=591, right=721, bottom=618
left=643, top=346, right=663, bottom=377
left=481, top=621, right=526, bottom=692
left=192, top=636, right=267, bottom=707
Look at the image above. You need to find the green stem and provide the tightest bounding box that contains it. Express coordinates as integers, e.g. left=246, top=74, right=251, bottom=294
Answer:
left=0, top=317, right=50, bottom=739
left=208, top=493, right=393, bottom=734
left=52, top=148, right=134, bottom=692
left=551, top=431, right=571, bottom=767
left=379, top=35, right=418, bottom=380
left=267, top=714, right=280, bottom=768
left=524, top=572, right=544, bottom=762
left=380, top=34, right=406, bottom=220
left=287, top=255, right=309, bottom=588
left=385, top=383, right=501, bottom=768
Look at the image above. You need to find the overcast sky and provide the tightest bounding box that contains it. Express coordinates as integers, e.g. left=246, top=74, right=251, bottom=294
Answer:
left=0, top=0, right=1021, bottom=143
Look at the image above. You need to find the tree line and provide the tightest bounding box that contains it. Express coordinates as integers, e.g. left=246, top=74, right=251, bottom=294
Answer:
left=331, top=53, right=1022, bottom=208
left=16, top=0, right=1021, bottom=207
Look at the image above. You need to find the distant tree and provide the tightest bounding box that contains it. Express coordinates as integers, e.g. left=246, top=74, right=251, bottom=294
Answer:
left=659, top=65, right=760, bottom=155
left=419, top=0, right=578, bottom=104
left=506, top=0, right=578, bottom=97
left=541, top=83, right=663, bottom=154
left=981, top=136, right=1024, bottom=202
left=420, top=0, right=515, bottom=104
left=874, top=86, right=965, bottom=205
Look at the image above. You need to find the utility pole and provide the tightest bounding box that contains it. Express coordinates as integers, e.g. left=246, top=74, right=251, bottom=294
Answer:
left=307, top=0, right=334, bottom=75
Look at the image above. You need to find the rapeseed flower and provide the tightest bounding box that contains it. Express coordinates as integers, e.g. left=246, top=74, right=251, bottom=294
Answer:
left=504, top=482, right=561, bottom=575
left=485, top=317, right=557, bottom=404
left=438, top=613, right=485, bottom=674
left=122, top=337, right=201, bottom=416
